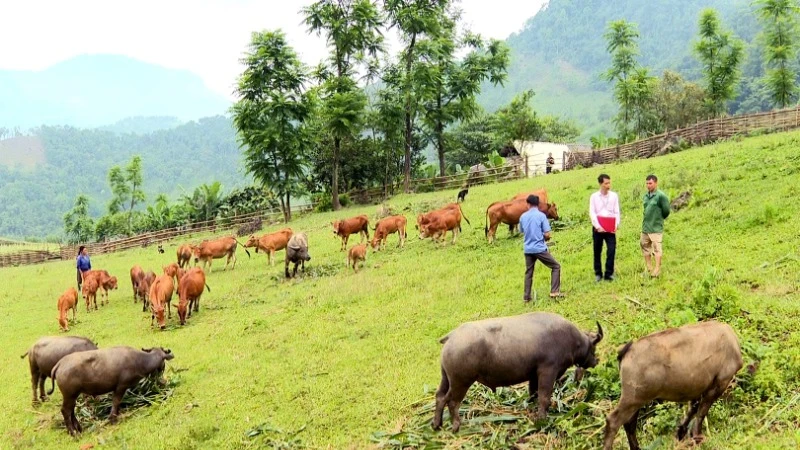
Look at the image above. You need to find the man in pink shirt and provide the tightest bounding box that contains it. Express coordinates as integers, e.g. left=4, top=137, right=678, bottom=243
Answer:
left=589, top=174, right=620, bottom=282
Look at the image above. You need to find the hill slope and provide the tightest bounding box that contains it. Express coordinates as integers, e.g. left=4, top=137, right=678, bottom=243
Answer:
left=0, top=115, right=247, bottom=238
left=0, top=55, right=230, bottom=129
left=1, top=131, right=798, bottom=448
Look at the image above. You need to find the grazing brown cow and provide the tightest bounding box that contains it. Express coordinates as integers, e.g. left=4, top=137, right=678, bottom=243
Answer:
left=177, top=268, right=210, bottom=325
left=148, top=274, right=174, bottom=329
left=511, top=188, right=560, bottom=221
left=130, top=265, right=144, bottom=302
left=136, top=271, right=157, bottom=312
left=245, top=228, right=293, bottom=266
left=81, top=270, right=117, bottom=306
left=57, top=288, right=79, bottom=331
left=177, top=244, right=193, bottom=268
left=332, top=215, right=370, bottom=251
left=370, top=215, right=407, bottom=251
left=416, top=203, right=470, bottom=232
left=163, top=262, right=183, bottom=292
left=602, top=321, right=743, bottom=450
left=81, top=278, right=99, bottom=312
left=419, top=209, right=464, bottom=245
left=484, top=199, right=536, bottom=244
left=347, top=243, right=368, bottom=272
left=193, top=236, right=250, bottom=273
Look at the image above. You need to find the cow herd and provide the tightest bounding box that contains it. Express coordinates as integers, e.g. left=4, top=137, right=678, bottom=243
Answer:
left=34, top=185, right=746, bottom=447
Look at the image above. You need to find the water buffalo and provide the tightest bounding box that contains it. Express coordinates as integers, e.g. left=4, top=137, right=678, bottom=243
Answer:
left=433, top=312, right=603, bottom=432
left=602, top=321, right=743, bottom=450
left=285, top=232, right=311, bottom=278
left=49, top=346, right=174, bottom=435
left=21, top=336, right=98, bottom=404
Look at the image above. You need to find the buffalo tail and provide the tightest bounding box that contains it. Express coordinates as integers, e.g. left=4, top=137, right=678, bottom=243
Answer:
left=47, top=363, right=59, bottom=395
left=617, top=341, right=633, bottom=364
left=20, top=351, right=28, bottom=359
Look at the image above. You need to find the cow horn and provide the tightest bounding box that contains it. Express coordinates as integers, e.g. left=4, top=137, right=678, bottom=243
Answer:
left=594, top=321, right=604, bottom=344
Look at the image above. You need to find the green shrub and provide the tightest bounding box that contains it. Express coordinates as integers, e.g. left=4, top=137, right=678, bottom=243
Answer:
left=690, top=268, right=741, bottom=321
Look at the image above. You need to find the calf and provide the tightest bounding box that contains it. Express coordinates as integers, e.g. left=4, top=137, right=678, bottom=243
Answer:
left=20, top=336, right=97, bottom=404
left=193, top=236, right=250, bottom=273
left=433, top=312, right=603, bottom=432
left=130, top=265, right=144, bottom=302
left=245, top=228, right=293, bottom=266
left=177, top=244, right=193, bottom=268
left=332, top=215, right=370, bottom=251
left=177, top=268, right=210, bottom=325
left=602, top=321, right=743, bottom=450
left=81, top=278, right=99, bottom=312
left=163, top=262, right=183, bottom=291
left=285, top=232, right=311, bottom=278
left=82, top=269, right=117, bottom=306
left=370, top=215, right=407, bottom=251
left=49, top=346, right=174, bottom=435
left=347, top=243, right=368, bottom=273
left=136, top=271, right=157, bottom=312
left=148, top=274, right=174, bottom=329
left=57, top=287, right=79, bottom=332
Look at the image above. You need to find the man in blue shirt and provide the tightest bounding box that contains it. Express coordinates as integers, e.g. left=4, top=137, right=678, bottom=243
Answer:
left=519, top=195, right=564, bottom=301
left=76, top=246, right=91, bottom=290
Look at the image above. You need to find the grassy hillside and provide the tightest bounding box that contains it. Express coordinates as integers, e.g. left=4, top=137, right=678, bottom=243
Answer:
left=1, top=131, right=799, bottom=449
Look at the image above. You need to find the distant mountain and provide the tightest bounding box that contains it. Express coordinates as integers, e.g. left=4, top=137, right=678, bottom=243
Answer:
left=0, top=55, right=231, bottom=129
left=479, top=0, right=762, bottom=139
left=97, top=116, right=184, bottom=135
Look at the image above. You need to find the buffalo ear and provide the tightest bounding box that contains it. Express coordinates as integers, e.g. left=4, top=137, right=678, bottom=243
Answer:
left=164, top=348, right=172, bottom=354
left=593, top=321, right=604, bottom=345
left=142, top=347, right=153, bottom=353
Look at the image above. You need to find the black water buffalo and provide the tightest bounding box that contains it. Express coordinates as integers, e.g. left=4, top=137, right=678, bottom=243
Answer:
left=20, top=336, right=98, bottom=404
left=433, top=312, right=603, bottom=432
left=602, top=321, right=743, bottom=450
left=285, top=232, right=311, bottom=278
left=49, top=346, right=174, bottom=435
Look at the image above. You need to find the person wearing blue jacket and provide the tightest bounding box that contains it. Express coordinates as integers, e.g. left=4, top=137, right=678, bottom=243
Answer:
left=76, top=246, right=91, bottom=290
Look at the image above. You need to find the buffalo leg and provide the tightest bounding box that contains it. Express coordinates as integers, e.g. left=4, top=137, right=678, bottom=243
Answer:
left=677, top=400, right=700, bottom=440
left=432, top=367, right=450, bottom=430
left=109, top=387, right=125, bottom=424
left=690, top=381, right=726, bottom=443
left=535, top=367, right=559, bottom=419
left=39, top=375, right=47, bottom=402
left=623, top=408, right=641, bottom=450
left=446, top=383, right=469, bottom=433
left=62, top=396, right=78, bottom=435
left=30, top=371, right=39, bottom=404
left=602, top=396, right=643, bottom=450
left=527, top=375, right=539, bottom=404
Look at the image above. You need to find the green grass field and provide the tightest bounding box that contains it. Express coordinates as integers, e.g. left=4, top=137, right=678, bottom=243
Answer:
left=2, top=131, right=800, bottom=449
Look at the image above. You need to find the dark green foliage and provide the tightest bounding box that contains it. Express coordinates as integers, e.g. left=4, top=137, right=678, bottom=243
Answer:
left=694, top=9, right=745, bottom=116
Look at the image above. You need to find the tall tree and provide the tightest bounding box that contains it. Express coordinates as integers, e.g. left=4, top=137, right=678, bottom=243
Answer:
left=603, top=20, right=643, bottom=141
left=756, top=0, right=800, bottom=108
left=107, top=166, right=129, bottom=215
left=125, top=155, right=145, bottom=231
left=492, top=89, right=542, bottom=147
left=63, top=195, right=95, bottom=244
left=232, top=30, right=314, bottom=222
left=693, top=9, right=744, bottom=116
left=418, top=14, right=509, bottom=176
left=303, top=0, right=384, bottom=210
left=652, top=70, right=705, bottom=131
left=384, top=0, right=449, bottom=192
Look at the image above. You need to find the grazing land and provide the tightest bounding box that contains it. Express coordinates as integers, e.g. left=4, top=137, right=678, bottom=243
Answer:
left=1, top=131, right=799, bottom=449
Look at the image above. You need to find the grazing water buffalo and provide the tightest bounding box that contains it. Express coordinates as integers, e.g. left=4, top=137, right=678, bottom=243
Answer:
left=57, top=287, right=79, bottom=331
left=433, top=312, right=603, bottom=432
left=177, top=267, right=210, bottom=325
left=285, top=232, right=311, bottom=278
left=602, top=321, right=743, bottom=450
left=21, top=336, right=97, bottom=404
left=48, top=346, right=174, bottom=435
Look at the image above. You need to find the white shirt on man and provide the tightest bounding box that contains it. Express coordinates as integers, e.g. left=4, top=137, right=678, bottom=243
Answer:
left=589, top=190, right=621, bottom=231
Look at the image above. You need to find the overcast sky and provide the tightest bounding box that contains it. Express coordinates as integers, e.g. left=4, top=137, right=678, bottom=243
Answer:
left=1, top=0, right=546, bottom=99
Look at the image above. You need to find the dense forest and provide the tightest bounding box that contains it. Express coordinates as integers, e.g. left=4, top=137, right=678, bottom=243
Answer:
left=0, top=116, right=246, bottom=238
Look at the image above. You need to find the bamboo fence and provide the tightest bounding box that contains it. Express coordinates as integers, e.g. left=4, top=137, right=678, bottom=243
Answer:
left=565, top=105, right=800, bottom=169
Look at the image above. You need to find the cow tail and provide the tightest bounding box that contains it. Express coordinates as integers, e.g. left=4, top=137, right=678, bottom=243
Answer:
left=484, top=205, right=490, bottom=237
left=233, top=238, right=251, bottom=258
left=20, top=351, right=29, bottom=359
left=205, top=283, right=211, bottom=293
left=459, top=204, right=471, bottom=226
left=617, top=341, right=633, bottom=365
left=47, top=362, right=60, bottom=395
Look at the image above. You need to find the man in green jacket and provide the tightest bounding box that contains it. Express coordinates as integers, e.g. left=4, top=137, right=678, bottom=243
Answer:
left=641, top=174, right=670, bottom=277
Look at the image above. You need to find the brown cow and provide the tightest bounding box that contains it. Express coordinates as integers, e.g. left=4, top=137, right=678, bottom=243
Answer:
left=81, top=278, right=99, bottom=312
left=177, top=268, right=210, bottom=325
left=419, top=209, right=464, bottom=245
left=130, top=265, right=144, bottom=302
left=82, top=270, right=117, bottom=306
left=193, top=236, right=250, bottom=273
left=245, top=228, right=293, bottom=266
left=177, top=244, right=193, bottom=268
left=511, top=188, right=560, bottom=221
left=347, top=243, right=368, bottom=272
left=370, top=215, right=407, bottom=251
left=332, top=215, right=370, bottom=251
left=148, top=274, right=174, bottom=329
left=57, top=288, right=79, bottom=331
left=484, top=199, right=545, bottom=244
left=416, top=203, right=470, bottom=232
left=163, top=263, right=183, bottom=292
left=136, top=271, right=157, bottom=312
